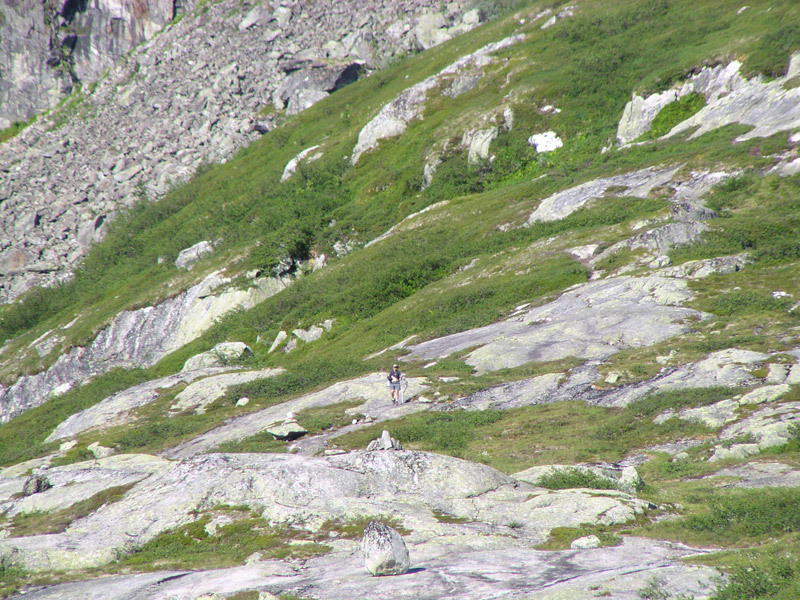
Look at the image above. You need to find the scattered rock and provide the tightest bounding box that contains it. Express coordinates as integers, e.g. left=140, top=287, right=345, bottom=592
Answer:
left=568, top=244, right=600, bottom=262
left=0, top=0, right=479, bottom=305
left=618, top=466, right=644, bottom=494
left=362, top=520, right=410, bottom=576
left=268, top=330, right=288, bottom=353
left=292, top=325, right=325, bottom=344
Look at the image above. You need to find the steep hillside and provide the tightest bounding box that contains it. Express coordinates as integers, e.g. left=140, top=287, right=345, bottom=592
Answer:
left=1, top=0, right=800, bottom=599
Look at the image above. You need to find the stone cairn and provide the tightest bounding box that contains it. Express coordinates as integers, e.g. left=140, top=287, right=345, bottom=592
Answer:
left=366, top=430, right=403, bottom=451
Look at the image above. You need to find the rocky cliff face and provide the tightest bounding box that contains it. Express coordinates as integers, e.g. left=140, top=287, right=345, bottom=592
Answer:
left=0, top=0, right=184, bottom=130
left=0, top=0, right=479, bottom=304
left=0, top=0, right=68, bottom=130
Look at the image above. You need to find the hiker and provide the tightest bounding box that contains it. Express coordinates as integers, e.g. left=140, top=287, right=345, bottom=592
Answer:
left=387, top=364, right=403, bottom=404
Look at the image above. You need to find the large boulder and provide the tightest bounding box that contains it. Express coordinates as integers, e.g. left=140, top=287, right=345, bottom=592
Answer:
left=275, top=62, right=363, bottom=111
left=362, top=520, right=410, bottom=576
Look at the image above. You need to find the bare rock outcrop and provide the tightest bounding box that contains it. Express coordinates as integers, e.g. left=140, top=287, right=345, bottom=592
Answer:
left=351, top=34, right=525, bottom=165
left=0, top=272, right=291, bottom=424
left=0, top=450, right=652, bottom=574
left=618, top=53, right=800, bottom=144
left=0, top=537, right=718, bottom=600
left=406, top=274, right=706, bottom=374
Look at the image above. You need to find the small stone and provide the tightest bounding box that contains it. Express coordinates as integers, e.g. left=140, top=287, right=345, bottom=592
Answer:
left=362, top=520, right=410, bottom=576
left=236, top=397, right=250, bottom=407
left=570, top=535, right=601, bottom=549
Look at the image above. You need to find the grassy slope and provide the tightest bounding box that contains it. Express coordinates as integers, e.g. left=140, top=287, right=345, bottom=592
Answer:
left=2, top=0, right=800, bottom=598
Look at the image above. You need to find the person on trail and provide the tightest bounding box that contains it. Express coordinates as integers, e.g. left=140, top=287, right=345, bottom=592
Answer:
left=387, top=364, right=403, bottom=404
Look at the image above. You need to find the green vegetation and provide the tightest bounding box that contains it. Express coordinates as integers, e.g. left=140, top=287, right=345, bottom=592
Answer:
left=432, top=509, right=472, bottom=524
left=336, top=395, right=714, bottom=473
left=708, top=543, right=800, bottom=600
left=0, top=116, right=36, bottom=144
left=315, top=514, right=409, bottom=538
left=119, top=510, right=330, bottom=570
left=294, top=400, right=364, bottom=435
left=0, top=368, right=153, bottom=467
left=215, top=431, right=287, bottom=453
left=682, top=489, right=800, bottom=542
left=641, top=92, right=706, bottom=140
left=641, top=486, right=800, bottom=547
left=537, top=524, right=623, bottom=551
left=672, top=172, right=800, bottom=267
left=0, top=556, right=24, bottom=599
left=743, top=23, right=800, bottom=78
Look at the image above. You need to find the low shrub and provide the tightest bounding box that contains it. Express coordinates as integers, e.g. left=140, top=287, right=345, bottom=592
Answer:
left=535, top=468, right=619, bottom=490
left=683, top=488, right=800, bottom=539
left=712, top=551, right=800, bottom=600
